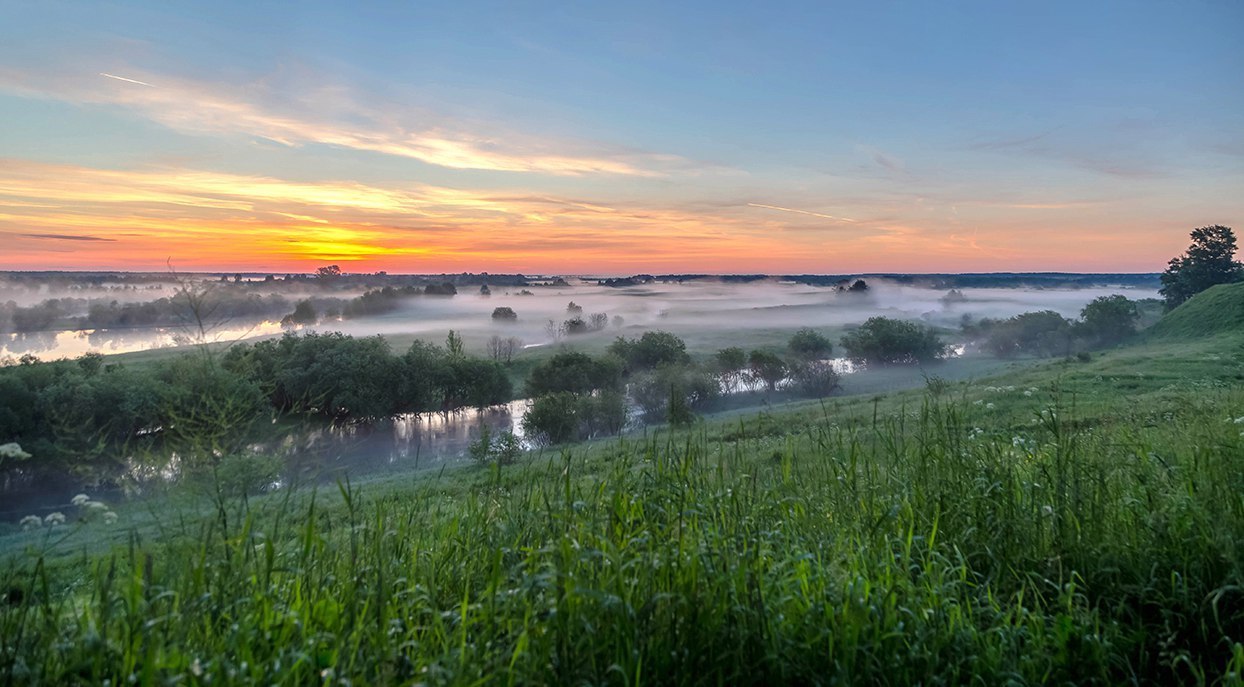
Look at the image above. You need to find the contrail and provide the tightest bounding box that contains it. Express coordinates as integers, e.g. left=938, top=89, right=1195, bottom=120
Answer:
left=99, top=73, right=155, bottom=87
left=747, top=202, right=855, bottom=223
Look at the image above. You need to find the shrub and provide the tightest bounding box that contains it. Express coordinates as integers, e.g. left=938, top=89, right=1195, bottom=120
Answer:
left=983, top=311, right=1073, bottom=358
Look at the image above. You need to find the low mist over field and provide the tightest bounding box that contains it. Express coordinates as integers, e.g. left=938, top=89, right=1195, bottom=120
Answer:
left=1, top=274, right=1159, bottom=360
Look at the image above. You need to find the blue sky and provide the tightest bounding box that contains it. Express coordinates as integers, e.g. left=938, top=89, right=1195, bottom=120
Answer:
left=1, top=0, right=1241, bottom=272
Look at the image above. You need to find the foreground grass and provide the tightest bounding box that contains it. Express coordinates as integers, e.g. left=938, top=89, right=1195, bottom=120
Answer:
left=3, top=336, right=1244, bottom=684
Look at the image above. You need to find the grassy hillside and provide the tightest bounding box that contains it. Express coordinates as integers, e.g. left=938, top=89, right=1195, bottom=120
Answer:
left=2, top=330, right=1242, bottom=684
left=1146, top=281, right=1244, bottom=341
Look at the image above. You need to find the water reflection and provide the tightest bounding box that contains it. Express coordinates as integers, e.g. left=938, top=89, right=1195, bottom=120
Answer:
left=260, top=400, right=533, bottom=481
left=1, top=321, right=285, bottom=361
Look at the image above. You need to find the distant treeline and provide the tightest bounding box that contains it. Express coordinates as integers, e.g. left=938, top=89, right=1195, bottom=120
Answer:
left=598, top=273, right=1161, bottom=289
left=0, top=283, right=469, bottom=334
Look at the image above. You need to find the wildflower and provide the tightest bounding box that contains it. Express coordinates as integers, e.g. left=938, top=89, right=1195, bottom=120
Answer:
left=87, top=501, right=107, bottom=511
left=71, top=493, right=90, bottom=507
left=1042, top=505, right=1054, bottom=517
left=0, top=442, right=31, bottom=460
left=985, top=402, right=996, bottom=410
left=102, top=511, right=119, bottom=525
left=44, top=512, right=66, bottom=526
left=1233, top=417, right=1244, bottom=424
left=20, top=515, right=42, bottom=530
left=1023, top=390, right=1033, bottom=397
left=190, top=659, right=203, bottom=677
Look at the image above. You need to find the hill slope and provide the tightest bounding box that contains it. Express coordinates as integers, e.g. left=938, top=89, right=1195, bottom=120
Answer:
left=1145, top=281, right=1244, bottom=340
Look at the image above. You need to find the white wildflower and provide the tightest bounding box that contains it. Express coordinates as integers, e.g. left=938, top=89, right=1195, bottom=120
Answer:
left=71, top=493, right=90, bottom=507
left=87, top=501, right=107, bottom=511
left=0, top=442, right=31, bottom=460
left=20, top=515, right=42, bottom=530
left=1233, top=417, right=1244, bottom=424
left=44, top=512, right=66, bottom=526
left=1023, top=390, right=1034, bottom=397
left=190, top=659, right=203, bottom=677
left=985, top=402, right=996, bottom=410
left=1041, top=505, right=1054, bottom=517
left=102, top=511, right=119, bottom=525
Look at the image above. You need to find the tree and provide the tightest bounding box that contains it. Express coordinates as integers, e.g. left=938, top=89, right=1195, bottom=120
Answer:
left=608, top=331, right=689, bottom=371
left=1160, top=225, right=1242, bottom=309
left=281, top=299, right=317, bottom=328
left=491, top=306, right=517, bottom=322
left=566, top=301, right=583, bottom=315
left=1078, top=295, right=1139, bottom=347
left=841, top=317, right=944, bottom=365
left=315, top=265, right=342, bottom=281
left=486, top=335, right=522, bottom=363
left=525, top=351, right=622, bottom=396
left=748, top=350, right=787, bottom=392
left=445, top=330, right=465, bottom=357
left=788, top=328, right=833, bottom=360
left=521, top=392, right=579, bottom=445
left=714, top=347, right=748, bottom=393
left=424, top=282, right=457, bottom=296
left=789, top=359, right=841, bottom=398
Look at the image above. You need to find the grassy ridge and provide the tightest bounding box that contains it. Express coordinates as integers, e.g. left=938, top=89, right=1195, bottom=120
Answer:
left=1147, top=282, right=1244, bottom=341
left=2, top=321, right=1243, bottom=683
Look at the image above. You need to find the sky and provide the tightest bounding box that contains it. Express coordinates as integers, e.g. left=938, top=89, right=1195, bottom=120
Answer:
left=1, top=0, right=1241, bottom=274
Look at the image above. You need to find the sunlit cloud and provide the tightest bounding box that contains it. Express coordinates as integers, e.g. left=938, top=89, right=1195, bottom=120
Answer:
left=0, top=66, right=707, bottom=177
left=0, top=159, right=801, bottom=271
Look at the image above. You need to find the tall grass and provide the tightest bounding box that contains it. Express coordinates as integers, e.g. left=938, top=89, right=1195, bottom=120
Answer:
left=2, top=388, right=1243, bottom=684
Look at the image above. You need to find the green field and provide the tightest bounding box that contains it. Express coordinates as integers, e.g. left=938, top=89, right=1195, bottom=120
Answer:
left=2, top=287, right=1243, bottom=684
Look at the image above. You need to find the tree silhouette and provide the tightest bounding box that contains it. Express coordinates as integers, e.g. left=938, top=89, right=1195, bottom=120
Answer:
left=1160, top=225, right=1242, bottom=309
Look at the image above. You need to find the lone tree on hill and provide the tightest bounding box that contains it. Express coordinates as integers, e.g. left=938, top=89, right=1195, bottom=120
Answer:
left=1160, top=225, right=1242, bottom=309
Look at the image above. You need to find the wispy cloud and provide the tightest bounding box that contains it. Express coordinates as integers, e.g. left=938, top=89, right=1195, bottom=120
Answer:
left=965, top=127, right=1170, bottom=179
left=18, top=232, right=117, bottom=242
left=98, top=72, right=155, bottom=87
left=747, top=203, right=856, bottom=223
left=0, top=66, right=707, bottom=178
